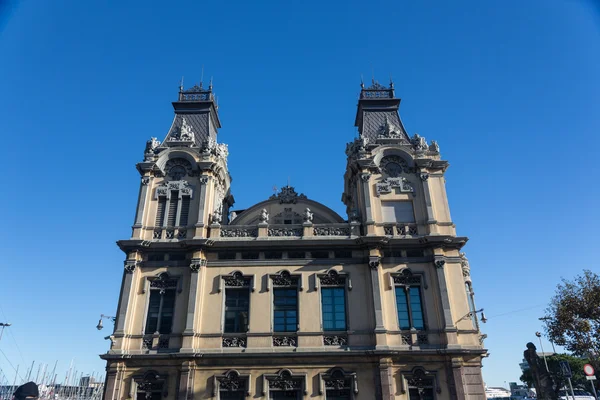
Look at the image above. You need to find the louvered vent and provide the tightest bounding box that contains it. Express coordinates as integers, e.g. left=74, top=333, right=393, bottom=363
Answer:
left=167, top=191, right=179, bottom=226
left=155, top=197, right=167, bottom=227
left=179, top=196, right=190, bottom=226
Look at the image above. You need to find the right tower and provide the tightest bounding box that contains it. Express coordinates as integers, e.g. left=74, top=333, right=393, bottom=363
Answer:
left=343, top=80, right=487, bottom=399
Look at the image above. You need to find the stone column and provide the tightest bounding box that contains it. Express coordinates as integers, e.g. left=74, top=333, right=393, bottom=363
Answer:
left=360, top=173, right=375, bottom=235
left=182, top=257, right=206, bottom=352
left=178, top=361, right=194, bottom=400
left=451, top=358, right=466, bottom=400
left=369, top=253, right=387, bottom=347
left=132, top=176, right=152, bottom=238
left=193, top=176, right=210, bottom=239
left=103, top=363, right=124, bottom=400
left=434, top=257, right=459, bottom=346
left=379, top=358, right=394, bottom=400
left=114, top=258, right=139, bottom=336
left=419, top=173, right=437, bottom=232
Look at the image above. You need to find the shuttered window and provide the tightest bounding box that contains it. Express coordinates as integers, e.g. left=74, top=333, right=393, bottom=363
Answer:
left=381, top=201, right=415, bottom=223
left=155, top=197, right=167, bottom=226
left=167, top=191, right=179, bottom=226
left=179, top=196, right=190, bottom=226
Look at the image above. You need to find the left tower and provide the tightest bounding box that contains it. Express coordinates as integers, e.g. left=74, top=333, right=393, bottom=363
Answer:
left=103, top=83, right=233, bottom=400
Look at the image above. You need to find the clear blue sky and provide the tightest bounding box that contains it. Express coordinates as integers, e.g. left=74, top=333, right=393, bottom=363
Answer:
left=1, top=0, right=599, bottom=389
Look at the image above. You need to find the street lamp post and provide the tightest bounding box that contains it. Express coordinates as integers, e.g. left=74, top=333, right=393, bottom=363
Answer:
left=0, top=322, right=11, bottom=342
left=536, top=331, right=550, bottom=372
left=539, top=317, right=558, bottom=353
left=96, top=314, right=116, bottom=331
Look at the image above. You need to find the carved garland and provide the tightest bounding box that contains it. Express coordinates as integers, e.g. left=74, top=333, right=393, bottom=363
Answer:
left=375, top=177, right=414, bottom=196
left=219, top=271, right=255, bottom=292
left=269, top=270, right=301, bottom=290
left=132, top=371, right=168, bottom=400
left=389, top=269, right=428, bottom=290
left=154, top=180, right=194, bottom=199
left=148, top=273, right=179, bottom=294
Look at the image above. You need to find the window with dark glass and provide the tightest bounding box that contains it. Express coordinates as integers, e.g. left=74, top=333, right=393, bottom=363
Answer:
left=321, top=288, right=346, bottom=331
left=270, top=392, right=299, bottom=399
left=219, top=393, right=244, bottom=400
left=145, top=289, right=176, bottom=334
left=224, top=288, right=249, bottom=333
left=406, top=369, right=435, bottom=400
left=394, top=271, right=425, bottom=331
left=273, top=288, right=298, bottom=332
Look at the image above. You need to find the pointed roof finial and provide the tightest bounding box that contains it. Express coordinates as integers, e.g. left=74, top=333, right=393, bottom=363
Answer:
left=200, top=65, right=204, bottom=87
left=209, top=76, right=213, bottom=91
left=389, top=74, right=394, bottom=88
left=179, top=76, right=184, bottom=92
left=360, top=74, right=365, bottom=89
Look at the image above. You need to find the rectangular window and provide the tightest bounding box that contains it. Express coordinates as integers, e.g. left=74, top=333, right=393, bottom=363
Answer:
left=410, top=287, right=424, bottom=330
left=241, top=252, right=259, bottom=260
left=395, top=287, right=410, bottom=330
left=287, top=251, right=305, bottom=259
left=311, top=251, right=329, bottom=259
left=145, top=290, right=176, bottom=334
left=218, top=252, right=236, bottom=260
left=395, top=286, right=424, bottom=330
left=155, top=197, right=167, bottom=226
left=321, top=288, right=347, bottom=331
left=167, top=192, right=179, bottom=226
left=334, top=250, right=352, bottom=259
left=273, top=288, right=298, bottom=332
left=265, top=251, right=283, bottom=259
left=179, top=196, right=190, bottom=226
left=381, top=201, right=415, bottom=223
left=224, top=288, right=250, bottom=333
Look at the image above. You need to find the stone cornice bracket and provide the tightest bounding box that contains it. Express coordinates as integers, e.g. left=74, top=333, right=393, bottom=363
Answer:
left=360, top=173, right=371, bottom=182
left=419, top=173, right=429, bottom=181
left=199, top=176, right=210, bottom=185
left=124, top=260, right=140, bottom=274
left=434, top=259, right=446, bottom=269
left=369, top=255, right=381, bottom=269
left=189, top=258, right=207, bottom=272
left=141, top=176, right=151, bottom=185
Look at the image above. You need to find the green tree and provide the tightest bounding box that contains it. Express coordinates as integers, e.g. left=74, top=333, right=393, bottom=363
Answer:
left=520, top=354, right=590, bottom=393
left=542, top=270, right=600, bottom=373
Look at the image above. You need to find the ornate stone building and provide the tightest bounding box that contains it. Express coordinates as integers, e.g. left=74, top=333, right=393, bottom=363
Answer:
left=101, top=81, right=487, bottom=400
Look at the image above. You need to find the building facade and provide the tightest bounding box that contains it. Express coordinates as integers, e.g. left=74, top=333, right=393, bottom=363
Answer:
left=101, top=81, right=487, bottom=400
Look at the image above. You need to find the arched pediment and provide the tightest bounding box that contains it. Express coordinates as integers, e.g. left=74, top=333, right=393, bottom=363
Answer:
left=230, top=186, right=345, bottom=225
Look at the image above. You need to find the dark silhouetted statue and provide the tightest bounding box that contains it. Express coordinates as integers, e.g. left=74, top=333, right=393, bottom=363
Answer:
left=524, top=342, right=557, bottom=400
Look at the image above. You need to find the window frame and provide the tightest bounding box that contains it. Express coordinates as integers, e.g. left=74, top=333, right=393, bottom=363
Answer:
left=142, top=273, right=180, bottom=336
left=268, top=271, right=302, bottom=334
left=390, top=269, right=427, bottom=331
left=153, top=180, right=194, bottom=238
left=316, top=270, right=351, bottom=333
left=380, top=200, right=416, bottom=224
left=219, top=271, right=254, bottom=335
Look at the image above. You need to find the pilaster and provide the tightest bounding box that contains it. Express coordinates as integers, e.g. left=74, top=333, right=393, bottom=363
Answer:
left=132, top=175, right=152, bottom=238
left=193, top=176, right=211, bottom=239
left=379, top=358, right=394, bottom=400
left=114, top=253, right=140, bottom=337
left=182, top=253, right=207, bottom=352
left=360, top=173, right=376, bottom=235
left=434, top=252, right=459, bottom=346
left=177, top=361, right=194, bottom=400
left=419, top=172, right=438, bottom=234
left=369, top=249, right=387, bottom=347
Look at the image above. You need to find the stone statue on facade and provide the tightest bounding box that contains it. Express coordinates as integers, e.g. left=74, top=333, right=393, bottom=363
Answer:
left=259, top=208, right=269, bottom=224
left=411, top=133, right=428, bottom=151
left=459, top=252, right=471, bottom=279
left=179, top=117, right=193, bottom=141
left=302, top=208, right=313, bottom=223
left=429, top=140, right=440, bottom=153
left=524, top=342, right=557, bottom=400
left=144, top=137, right=161, bottom=160
left=211, top=206, right=222, bottom=225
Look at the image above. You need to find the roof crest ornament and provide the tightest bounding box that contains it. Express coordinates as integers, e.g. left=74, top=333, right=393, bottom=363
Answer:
left=168, top=117, right=194, bottom=142
left=269, top=185, right=307, bottom=204
left=377, top=116, right=404, bottom=139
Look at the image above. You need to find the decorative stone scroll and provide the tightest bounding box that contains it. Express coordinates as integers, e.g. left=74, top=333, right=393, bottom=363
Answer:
left=149, top=273, right=178, bottom=294
left=368, top=256, right=381, bottom=269
left=212, top=370, right=251, bottom=397
left=269, top=186, right=307, bottom=204
left=189, top=258, right=207, bottom=272
left=319, top=368, right=358, bottom=397
left=270, top=270, right=300, bottom=287
left=263, top=370, right=307, bottom=396
left=319, top=270, right=346, bottom=286
left=154, top=180, right=194, bottom=199
left=220, top=227, right=258, bottom=238
left=399, top=367, right=441, bottom=395
left=124, top=260, right=139, bottom=274
left=272, top=336, right=297, bottom=347
left=132, top=371, right=168, bottom=400
left=390, top=269, right=428, bottom=290
left=323, top=335, right=348, bottom=346
left=375, top=177, right=414, bottom=196
left=222, top=271, right=252, bottom=288
left=268, top=227, right=302, bottom=237
left=313, top=226, right=351, bottom=236
left=222, top=337, right=247, bottom=348
left=411, top=133, right=428, bottom=151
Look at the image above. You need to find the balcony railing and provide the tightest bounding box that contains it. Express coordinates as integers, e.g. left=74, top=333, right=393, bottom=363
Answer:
left=152, top=226, right=190, bottom=240
left=382, top=223, right=418, bottom=237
